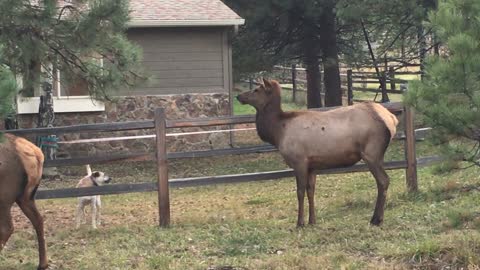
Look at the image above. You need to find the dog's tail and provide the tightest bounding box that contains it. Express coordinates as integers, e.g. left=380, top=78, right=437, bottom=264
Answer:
left=86, top=164, right=92, bottom=176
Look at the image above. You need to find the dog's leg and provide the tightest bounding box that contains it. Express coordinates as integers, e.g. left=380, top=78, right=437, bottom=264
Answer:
left=82, top=207, right=87, bottom=224
left=91, top=199, right=97, bottom=229
left=95, top=196, right=101, bottom=226
left=75, top=200, right=85, bottom=229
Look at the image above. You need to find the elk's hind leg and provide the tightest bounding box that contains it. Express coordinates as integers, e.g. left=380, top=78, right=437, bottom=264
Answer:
left=16, top=191, right=48, bottom=270
left=0, top=204, right=14, bottom=252
left=361, top=153, right=390, bottom=226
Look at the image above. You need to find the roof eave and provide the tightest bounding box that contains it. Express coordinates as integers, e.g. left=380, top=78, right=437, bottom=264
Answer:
left=128, top=19, right=245, bottom=28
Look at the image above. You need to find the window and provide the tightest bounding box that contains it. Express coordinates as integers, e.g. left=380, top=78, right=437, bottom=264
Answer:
left=17, top=59, right=105, bottom=114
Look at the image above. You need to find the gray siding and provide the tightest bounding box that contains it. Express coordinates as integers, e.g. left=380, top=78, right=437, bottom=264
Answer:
left=122, top=27, right=230, bottom=96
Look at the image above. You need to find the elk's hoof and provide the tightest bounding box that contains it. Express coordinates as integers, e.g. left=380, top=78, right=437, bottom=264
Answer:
left=370, top=217, right=383, bottom=226
left=37, top=264, right=48, bottom=270
left=296, top=223, right=305, bottom=228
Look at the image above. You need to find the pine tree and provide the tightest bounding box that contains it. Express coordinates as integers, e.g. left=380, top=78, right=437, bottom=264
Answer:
left=225, top=0, right=342, bottom=108
left=0, top=48, right=17, bottom=139
left=0, top=63, right=17, bottom=133
left=225, top=0, right=435, bottom=107
left=405, top=0, right=480, bottom=166
left=0, top=0, right=143, bottom=102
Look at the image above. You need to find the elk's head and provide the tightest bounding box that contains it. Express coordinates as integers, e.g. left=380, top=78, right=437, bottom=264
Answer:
left=236, top=78, right=280, bottom=111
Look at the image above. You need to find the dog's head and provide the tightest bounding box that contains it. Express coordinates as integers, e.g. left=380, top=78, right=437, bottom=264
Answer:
left=90, top=171, right=112, bottom=186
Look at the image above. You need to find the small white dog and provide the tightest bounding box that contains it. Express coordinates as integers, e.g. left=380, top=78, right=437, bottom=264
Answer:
left=75, top=165, right=112, bottom=229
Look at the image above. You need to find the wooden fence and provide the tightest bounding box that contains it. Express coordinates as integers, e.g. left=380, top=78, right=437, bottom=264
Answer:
left=346, top=69, right=422, bottom=104
left=268, top=65, right=422, bottom=104
left=5, top=102, right=437, bottom=228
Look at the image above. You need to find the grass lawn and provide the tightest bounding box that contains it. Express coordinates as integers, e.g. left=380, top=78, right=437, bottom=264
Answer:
left=3, top=82, right=480, bottom=269
left=2, top=137, right=480, bottom=269
left=351, top=74, right=420, bottom=103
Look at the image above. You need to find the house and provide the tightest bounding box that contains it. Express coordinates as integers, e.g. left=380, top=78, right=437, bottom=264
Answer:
left=15, top=0, right=244, bottom=155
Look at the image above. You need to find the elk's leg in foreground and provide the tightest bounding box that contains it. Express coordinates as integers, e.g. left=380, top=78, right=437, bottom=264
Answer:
left=307, top=172, right=317, bottom=225
left=16, top=196, right=48, bottom=270
left=362, top=153, right=390, bottom=226
left=0, top=204, right=14, bottom=251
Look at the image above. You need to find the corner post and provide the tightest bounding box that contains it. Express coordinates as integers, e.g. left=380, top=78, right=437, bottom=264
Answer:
left=154, top=108, right=170, bottom=227
left=291, top=64, right=297, bottom=103
left=404, top=106, right=418, bottom=192
left=347, top=69, right=353, bottom=105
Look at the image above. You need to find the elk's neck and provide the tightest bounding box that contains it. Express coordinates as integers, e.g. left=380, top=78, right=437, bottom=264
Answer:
left=255, top=99, right=283, bottom=146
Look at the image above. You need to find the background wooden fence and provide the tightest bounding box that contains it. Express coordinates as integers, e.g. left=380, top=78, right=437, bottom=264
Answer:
left=5, top=102, right=437, bottom=227
left=264, top=64, right=422, bottom=104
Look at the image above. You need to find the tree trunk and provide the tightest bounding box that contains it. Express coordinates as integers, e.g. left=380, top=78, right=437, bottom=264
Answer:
left=319, top=2, right=342, bottom=107
left=305, top=48, right=322, bottom=108
left=302, top=17, right=322, bottom=109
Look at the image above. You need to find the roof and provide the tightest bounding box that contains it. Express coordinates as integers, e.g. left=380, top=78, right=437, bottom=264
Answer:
left=129, top=0, right=244, bottom=27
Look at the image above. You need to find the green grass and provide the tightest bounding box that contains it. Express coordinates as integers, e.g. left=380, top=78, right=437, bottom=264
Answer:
left=2, top=139, right=480, bottom=269
left=351, top=74, right=420, bottom=103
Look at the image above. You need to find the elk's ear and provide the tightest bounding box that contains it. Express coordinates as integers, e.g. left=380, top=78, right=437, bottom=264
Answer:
left=257, top=78, right=264, bottom=88
left=92, top=171, right=100, bottom=177
left=263, top=78, right=272, bottom=88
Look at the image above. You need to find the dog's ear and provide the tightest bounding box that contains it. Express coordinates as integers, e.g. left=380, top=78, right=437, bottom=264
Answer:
left=92, top=171, right=100, bottom=177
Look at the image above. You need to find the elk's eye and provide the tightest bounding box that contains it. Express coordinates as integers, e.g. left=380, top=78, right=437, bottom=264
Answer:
left=254, top=89, right=258, bottom=93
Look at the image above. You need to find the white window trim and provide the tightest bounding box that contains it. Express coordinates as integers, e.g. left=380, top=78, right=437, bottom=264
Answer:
left=17, top=96, right=105, bottom=114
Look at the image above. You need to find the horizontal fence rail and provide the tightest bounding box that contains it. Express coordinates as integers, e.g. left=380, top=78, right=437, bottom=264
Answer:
left=5, top=120, right=154, bottom=136
left=35, top=156, right=442, bottom=200
left=4, top=102, right=408, bottom=170
left=42, top=126, right=430, bottom=168
left=4, top=103, right=404, bottom=136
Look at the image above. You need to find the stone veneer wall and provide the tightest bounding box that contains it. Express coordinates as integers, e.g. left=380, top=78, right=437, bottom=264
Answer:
left=17, top=94, right=231, bottom=158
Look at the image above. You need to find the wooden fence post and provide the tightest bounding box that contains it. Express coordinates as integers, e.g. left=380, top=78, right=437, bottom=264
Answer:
left=404, top=106, right=418, bottom=192
left=249, top=77, right=254, bottom=90
left=347, top=69, right=353, bottom=105
left=389, top=67, right=396, bottom=92
left=155, top=108, right=170, bottom=227
left=291, top=64, right=297, bottom=103
left=381, top=72, right=390, bottom=103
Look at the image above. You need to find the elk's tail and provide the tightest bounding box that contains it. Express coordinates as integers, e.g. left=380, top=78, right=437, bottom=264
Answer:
left=370, top=103, right=399, bottom=140
left=11, top=135, right=45, bottom=200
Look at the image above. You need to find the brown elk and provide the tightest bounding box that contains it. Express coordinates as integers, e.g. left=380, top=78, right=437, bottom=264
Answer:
left=0, top=134, right=48, bottom=269
left=237, top=79, right=398, bottom=227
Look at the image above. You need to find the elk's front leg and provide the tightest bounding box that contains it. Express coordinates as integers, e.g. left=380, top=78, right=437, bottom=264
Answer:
left=307, top=172, right=317, bottom=225
left=294, top=168, right=308, bottom=227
